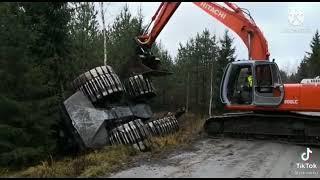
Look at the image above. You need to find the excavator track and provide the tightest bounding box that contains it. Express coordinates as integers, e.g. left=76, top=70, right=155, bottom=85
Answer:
left=64, top=64, right=185, bottom=152
left=204, top=112, right=320, bottom=146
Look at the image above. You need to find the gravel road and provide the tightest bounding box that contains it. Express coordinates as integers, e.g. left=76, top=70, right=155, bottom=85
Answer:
left=108, top=137, right=320, bottom=178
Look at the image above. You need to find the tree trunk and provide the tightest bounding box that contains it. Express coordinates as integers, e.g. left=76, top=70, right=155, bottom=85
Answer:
left=209, top=60, right=214, bottom=117
left=100, top=2, right=107, bottom=66
left=186, top=72, right=190, bottom=113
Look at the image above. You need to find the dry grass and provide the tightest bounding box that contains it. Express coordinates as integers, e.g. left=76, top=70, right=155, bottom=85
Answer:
left=149, top=113, right=205, bottom=152
left=2, top=112, right=204, bottom=178
left=0, top=168, right=9, bottom=177
left=4, top=145, right=139, bottom=178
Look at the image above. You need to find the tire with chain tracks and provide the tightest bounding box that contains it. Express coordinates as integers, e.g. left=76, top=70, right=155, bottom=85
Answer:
left=108, top=115, right=180, bottom=151
left=123, top=74, right=156, bottom=100
left=109, top=118, right=152, bottom=151
left=145, top=114, right=179, bottom=137
left=72, top=65, right=125, bottom=106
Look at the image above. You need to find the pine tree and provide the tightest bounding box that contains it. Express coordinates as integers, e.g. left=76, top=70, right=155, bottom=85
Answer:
left=69, top=2, right=102, bottom=77
left=0, top=3, right=41, bottom=167
left=296, top=56, right=309, bottom=81
left=279, top=70, right=289, bottom=83
left=105, top=4, right=144, bottom=73
left=293, top=30, right=320, bottom=81
left=307, top=30, right=320, bottom=77
left=149, top=42, right=175, bottom=110
left=214, top=30, right=236, bottom=110
left=0, top=2, right=73, bottom=167
left=174, top=29, right=219, bottom=114
left=217, top=30, right=236, bottom=75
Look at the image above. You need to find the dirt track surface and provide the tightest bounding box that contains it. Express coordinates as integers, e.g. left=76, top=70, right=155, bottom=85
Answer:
left=108, top=137, right=320, bottom=178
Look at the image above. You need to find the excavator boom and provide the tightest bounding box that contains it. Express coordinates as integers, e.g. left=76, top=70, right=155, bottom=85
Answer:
left=60, top=1, right=320, bottom=154
left=134, top=2, right=320, bottom=145
left=136, top=2, right=269, bottom=60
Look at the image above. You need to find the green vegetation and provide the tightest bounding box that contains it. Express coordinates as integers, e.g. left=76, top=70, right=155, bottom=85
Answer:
left=0, top=2, right=235, bottom=169
left=2, top=145, right=139, bottom=178
left=150, top=113, right=205, bottom=152
left=1, top=113, right=203, bottom=178
left=285, top=30, right=320, bottom=82
left=1, top=2, right=319, bottom=174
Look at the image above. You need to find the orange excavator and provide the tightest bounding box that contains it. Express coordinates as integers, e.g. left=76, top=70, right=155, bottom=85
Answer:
left=133, top=2, right=320, bottom=144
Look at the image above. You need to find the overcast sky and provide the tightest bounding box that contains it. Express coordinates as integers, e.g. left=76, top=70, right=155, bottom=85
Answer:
left=96, top=2, right=320, bottom=74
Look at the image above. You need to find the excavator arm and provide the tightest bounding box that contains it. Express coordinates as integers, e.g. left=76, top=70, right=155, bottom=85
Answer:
left=136, top=2, right=270, bottom=60
left=63, top=1, right=320, bottom=153
left=133, top=2, right=320, bottom=147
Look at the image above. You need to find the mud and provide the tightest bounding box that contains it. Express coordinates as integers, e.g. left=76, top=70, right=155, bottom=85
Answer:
left=107, top=137, right=320, bottom=178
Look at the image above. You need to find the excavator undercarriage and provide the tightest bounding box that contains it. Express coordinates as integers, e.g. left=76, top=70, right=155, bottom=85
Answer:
left=62, top=60, right=185, bottom=152
left=204, top=111, right=320, bottom=146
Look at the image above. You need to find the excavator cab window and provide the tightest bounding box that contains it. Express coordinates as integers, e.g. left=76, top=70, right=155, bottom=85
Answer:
left=222, top=64, right=253, bottom=105
left=220, top=61, right=284, bottom=106
left=255, top=64, right=273, bottom=93
left=253, top=63, right=284, bottom=106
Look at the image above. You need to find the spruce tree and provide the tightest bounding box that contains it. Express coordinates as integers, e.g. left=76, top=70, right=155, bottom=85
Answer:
left=214, top=30, right=236, bottom=110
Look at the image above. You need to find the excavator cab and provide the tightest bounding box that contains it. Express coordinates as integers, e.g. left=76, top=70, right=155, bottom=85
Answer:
left=220, top=61, right=284, bottom=107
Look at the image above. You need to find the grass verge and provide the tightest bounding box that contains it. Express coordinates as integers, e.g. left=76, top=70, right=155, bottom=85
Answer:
left=1, top=112, right=205, bottom=178
left=1, top=145, right=139, bottom=178
left=149, top=113, right=205, bottom=152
